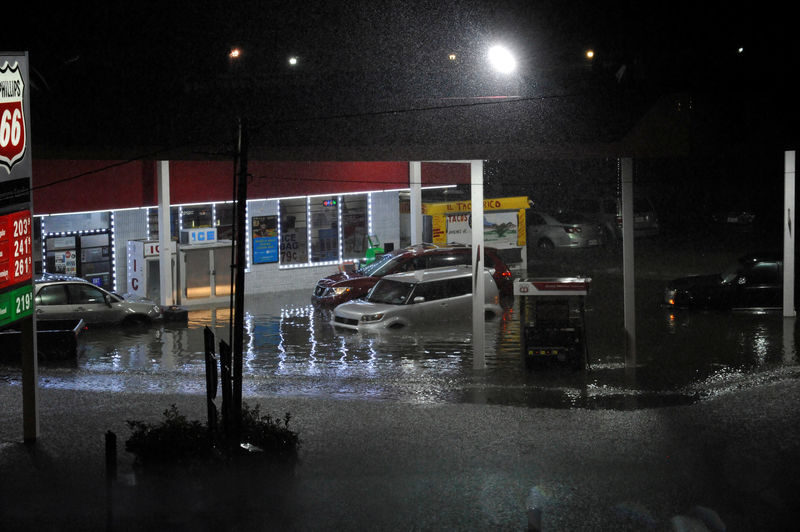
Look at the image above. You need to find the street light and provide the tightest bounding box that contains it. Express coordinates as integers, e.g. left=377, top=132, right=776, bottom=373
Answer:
left=487, top=45, right=516, bottom=74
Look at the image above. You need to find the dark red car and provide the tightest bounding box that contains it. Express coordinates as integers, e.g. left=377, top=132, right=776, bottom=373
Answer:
left=311, top=244, right=514, bottom=308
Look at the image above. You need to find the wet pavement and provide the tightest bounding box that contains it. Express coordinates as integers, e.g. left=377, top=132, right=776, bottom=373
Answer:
left=3, top=235, right=800, bottom=531
left=3, top=230, right=799, bottom=411
left=6, top=269, right=798, bottom=411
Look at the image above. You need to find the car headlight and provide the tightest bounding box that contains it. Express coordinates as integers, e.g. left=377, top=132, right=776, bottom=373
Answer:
left=332, top=287, right=352, bottom=296
left=361, top=313, right=384, bottom=322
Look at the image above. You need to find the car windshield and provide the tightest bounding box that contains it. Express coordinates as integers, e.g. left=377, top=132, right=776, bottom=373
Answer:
left=358, top=253, right=401, bottom=277
left=366, top=279, right=415, bottom=304
left=721, top=262, right=740, bottom=284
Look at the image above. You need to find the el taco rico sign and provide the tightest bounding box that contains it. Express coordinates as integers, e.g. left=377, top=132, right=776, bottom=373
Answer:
left=0, top=61, right=26, bottom=173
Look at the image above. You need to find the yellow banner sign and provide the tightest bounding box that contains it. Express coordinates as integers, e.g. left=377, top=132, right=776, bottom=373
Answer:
left=422, top=196, right=529, bottom=215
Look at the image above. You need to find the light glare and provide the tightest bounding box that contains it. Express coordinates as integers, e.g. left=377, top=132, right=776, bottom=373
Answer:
left=488, top=45, right=516, bottom=74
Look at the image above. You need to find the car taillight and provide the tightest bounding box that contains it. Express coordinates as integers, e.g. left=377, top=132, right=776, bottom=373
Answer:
left=501, top=271, right=511, bottom=278
left=563, top=226, right=582, bottom=234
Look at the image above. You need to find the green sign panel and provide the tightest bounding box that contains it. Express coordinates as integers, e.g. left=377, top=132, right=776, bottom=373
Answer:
left=0, top=284, right=33, bottom=326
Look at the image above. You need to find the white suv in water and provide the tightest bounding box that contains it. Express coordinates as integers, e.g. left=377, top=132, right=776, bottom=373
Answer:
left=332, top=265, right=504, bottom=331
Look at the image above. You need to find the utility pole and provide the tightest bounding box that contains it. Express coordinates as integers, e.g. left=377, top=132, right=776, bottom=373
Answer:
left=232, top=118, right=248, bottom=439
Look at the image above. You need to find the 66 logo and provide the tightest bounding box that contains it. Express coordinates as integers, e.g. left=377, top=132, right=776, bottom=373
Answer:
left=0, top=61, right=26, bottom=173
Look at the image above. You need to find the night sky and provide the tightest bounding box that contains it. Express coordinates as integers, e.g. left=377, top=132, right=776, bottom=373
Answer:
left=4, top=1, right=798, bottom=157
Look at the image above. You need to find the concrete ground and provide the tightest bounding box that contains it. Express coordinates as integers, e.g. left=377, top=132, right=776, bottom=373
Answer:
left=2, top=377, right=800, bottom=531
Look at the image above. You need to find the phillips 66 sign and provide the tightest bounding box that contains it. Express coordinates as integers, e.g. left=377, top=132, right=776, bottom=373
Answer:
left=0, top=60, right=26, bottom=173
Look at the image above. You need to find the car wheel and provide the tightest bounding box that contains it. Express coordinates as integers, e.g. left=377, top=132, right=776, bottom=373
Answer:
left=537, top=238, right=555, bottom=249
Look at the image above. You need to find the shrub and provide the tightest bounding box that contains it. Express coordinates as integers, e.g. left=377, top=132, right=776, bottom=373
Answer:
left=125, top=402, right=300, bottom=470
left=238, top=403, right=300, bottom=462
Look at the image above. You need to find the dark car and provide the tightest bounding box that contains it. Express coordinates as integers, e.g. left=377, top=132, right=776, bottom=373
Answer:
left=312, top=244, right=513, bottom=308
left=664, top=252, right=786, bottom=310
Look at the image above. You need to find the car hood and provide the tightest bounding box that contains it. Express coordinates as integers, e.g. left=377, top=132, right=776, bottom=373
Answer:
left=334, top=299, right=398, bottom=317
left=668, top=274, right=723, bottom=289
left=317, top=271, right=371, bottom=287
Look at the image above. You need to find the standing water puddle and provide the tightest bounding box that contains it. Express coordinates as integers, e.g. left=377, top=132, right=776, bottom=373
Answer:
left=6, top=286, right=800, bottom=409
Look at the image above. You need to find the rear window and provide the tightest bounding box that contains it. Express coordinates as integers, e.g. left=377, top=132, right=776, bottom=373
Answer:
left=551, top=211, right=591, bottom=224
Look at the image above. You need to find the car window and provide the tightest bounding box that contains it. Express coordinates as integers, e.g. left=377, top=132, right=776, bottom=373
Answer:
left=551, top=211, right=588, bottom=224
left=360, top=253, right=401, bottom=277
left=428, top=253, right=467, bottom=268
left=366, top=279, right=414, bottom=304
left=67, top=284, right=107, bottom=304
left=443, top=276, right=472, bottom=298
left=35, top=285, right=69, bottom=306
left=412, top=280, right=449, bottom=302
left=744, top=262, right=779, bottom=284
left=528, top=213, right=545, bottom=225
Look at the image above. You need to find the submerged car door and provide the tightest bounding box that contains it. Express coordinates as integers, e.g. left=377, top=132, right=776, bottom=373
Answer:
left=407, top=280, right=446, bottom=325
left=66, top=283, right=119, bottom=324
left=733, top=261, right=781, bottom=309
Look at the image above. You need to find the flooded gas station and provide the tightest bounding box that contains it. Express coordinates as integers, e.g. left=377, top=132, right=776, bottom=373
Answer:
left=17, top=242, right=799, bottom=411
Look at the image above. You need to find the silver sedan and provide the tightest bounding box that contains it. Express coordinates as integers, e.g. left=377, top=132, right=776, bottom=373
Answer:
left=527, top=211, right=606, bottom=249
left=33, top=276, right=163, bottom=326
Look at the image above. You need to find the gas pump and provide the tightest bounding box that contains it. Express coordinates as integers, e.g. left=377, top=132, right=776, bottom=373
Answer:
left=514, top=277, right=590, bottom=370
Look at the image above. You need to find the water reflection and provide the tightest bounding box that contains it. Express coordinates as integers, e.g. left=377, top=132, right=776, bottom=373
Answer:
left=5, top=287, right=798, bottom=409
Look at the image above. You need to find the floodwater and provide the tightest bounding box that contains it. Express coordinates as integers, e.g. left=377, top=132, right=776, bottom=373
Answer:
left=15, top=271, right=800, bottom=410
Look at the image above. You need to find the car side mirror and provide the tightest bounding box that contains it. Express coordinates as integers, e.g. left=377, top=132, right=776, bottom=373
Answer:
left=413, top=296, right=426, bottom=304
left=104, top=294, right=113, bottom=307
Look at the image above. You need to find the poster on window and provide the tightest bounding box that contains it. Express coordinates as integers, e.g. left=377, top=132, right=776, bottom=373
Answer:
left=251, top=215, right=278, bottom=263
left=55, top=250, right=78, bottom=275
left=446, top=212, right=518, bottom=248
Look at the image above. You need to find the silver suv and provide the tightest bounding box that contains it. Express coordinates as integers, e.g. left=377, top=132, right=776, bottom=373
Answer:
left=332, top=265, right=504, bottom=331
left=34, top=275, right=163, bottom=326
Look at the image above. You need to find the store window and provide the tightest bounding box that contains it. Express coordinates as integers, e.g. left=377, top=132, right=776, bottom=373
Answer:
left=280, top=198, right=308, bottom=265
left=341, top=194, right=368, bottom=261
left=182, top=204, right=213, bottom=230
left=44, top=231, right=113, bottom=290
left=309, top=196, right=339, bottom=263
left=277, top=193, right=372, bottom=267
left=215, top=203, right=235, bottom=240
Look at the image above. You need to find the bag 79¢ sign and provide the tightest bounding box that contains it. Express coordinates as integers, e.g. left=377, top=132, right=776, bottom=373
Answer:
left=0, top=60, right=26, bottom=173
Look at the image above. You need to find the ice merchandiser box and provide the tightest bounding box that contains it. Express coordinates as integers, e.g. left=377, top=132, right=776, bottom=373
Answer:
left=126, top=240, right=177, bottom=303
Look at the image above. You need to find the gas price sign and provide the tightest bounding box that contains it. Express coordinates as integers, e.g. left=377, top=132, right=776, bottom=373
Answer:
left=0, top=209, right=33, bottom=290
